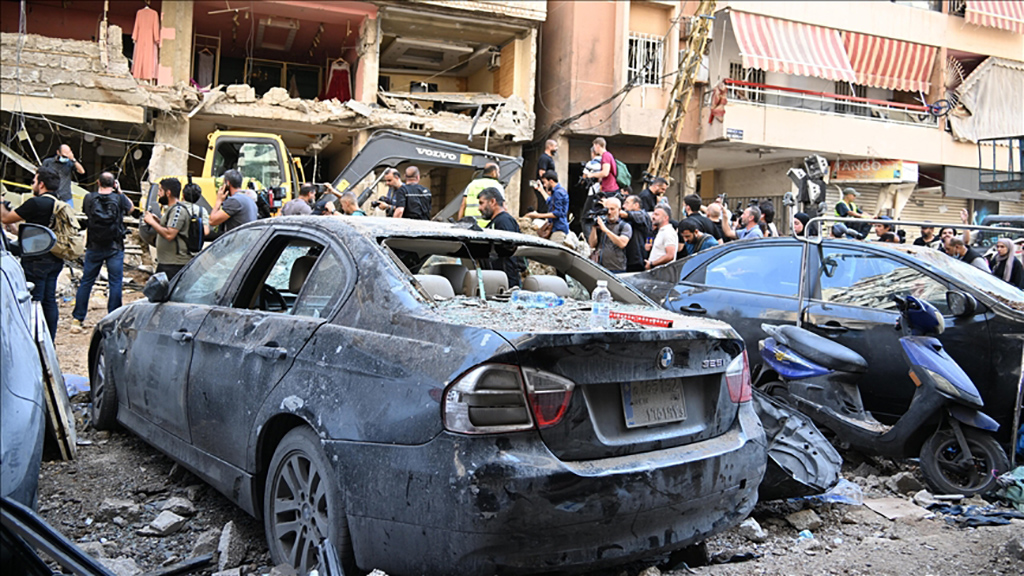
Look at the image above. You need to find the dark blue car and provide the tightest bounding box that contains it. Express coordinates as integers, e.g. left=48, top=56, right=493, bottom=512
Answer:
left=627, top=237, right=1024, bottom=437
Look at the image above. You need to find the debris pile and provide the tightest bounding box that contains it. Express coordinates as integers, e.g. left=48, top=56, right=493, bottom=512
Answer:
left=432, top=297, right=653, bottom=332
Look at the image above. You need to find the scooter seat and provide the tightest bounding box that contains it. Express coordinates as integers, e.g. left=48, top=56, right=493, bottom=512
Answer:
left=776, top=325, right=868, bottom=374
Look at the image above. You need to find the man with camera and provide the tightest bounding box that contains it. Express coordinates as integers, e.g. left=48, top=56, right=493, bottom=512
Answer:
left=524, top=170, right=569, bottom=245
left=621, top=195, right=652, bottom=272
left=40, top=144, right=85, bottom=207
left=588, top=197, right=632, bottom=274
left=70, top=172, right=134, bottom=333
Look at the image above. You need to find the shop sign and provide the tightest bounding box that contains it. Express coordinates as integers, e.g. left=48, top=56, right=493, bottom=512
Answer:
left=830, top=159, right=918, bottom=183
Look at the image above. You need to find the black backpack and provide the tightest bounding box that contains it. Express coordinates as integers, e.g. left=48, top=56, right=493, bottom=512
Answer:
left=182, top=203, right=205, bottom=255
left=88, top=193, right=125, bottom=247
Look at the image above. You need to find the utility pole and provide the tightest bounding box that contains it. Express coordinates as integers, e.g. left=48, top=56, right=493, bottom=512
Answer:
left=646, top=0, right=717, bottom=184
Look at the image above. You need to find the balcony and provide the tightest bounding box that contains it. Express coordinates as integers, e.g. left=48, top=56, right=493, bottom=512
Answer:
left=711, top=79, right=939, bottom=128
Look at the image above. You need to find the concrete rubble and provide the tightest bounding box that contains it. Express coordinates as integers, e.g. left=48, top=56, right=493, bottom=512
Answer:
left=98, top=557, right=142, bottom=576
left=217, top=520, right=246, bottom=571
left=161, top=496, right=197, bottom=517
left=191, top=528, right=221, bottom=560
left=139, top=510, right=188, bottom=536
left=98, top=498, right=143, bottom=523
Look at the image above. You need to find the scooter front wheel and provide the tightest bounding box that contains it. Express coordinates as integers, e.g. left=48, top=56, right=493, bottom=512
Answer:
left=919, top=428, right=1009, bottom=496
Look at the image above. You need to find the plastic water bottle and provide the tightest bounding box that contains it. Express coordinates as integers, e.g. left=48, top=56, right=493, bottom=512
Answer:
left=511, top=289, right=565, bottom=308
left=590, top=280, right=612, bottom=329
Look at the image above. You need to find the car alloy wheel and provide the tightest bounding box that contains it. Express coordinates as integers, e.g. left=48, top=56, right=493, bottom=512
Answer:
left=264, top=427, right=353, bottom=573
left=89, top=341, right=117, bottom=430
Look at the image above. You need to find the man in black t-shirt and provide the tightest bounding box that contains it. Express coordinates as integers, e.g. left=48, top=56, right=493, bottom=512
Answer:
left=0, top=167, right=65, bottom=340
left=621, top=195, right=652, bottom=272
left=71, top=172, right=134, bottom=333
left=393, top=166, right=432, bottom=220
left=480, top=187, right=522, bottom=288
left=639, top=177, right=667, bottom=213
left=538, top=139, right=557, bottom=179
left=39, top=144, right=84, bottom=206
left=681, top=194, right=719, bottom=240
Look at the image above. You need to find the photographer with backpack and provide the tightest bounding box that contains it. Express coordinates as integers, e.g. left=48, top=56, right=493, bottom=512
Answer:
left=143, top=178, right=193, bottom=280
left=70, top=172, right=134, bottom=333
left=1, top=166, right=76, bottom=340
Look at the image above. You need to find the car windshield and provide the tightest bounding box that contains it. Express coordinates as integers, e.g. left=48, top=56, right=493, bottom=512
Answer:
left=909, top=247, right=1024, bottom=306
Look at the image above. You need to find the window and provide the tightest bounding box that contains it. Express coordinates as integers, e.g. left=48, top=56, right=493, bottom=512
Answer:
left=212, top=141, right=284, bottom=189
left=703, top=246, right=803, bottom=297
left=292, top=250, right=348, bottom=319
left=835, top=82, right=868, bottom=116
left=628, top=32, right=664, bottom=87
left=728, top=62, right=765, bottom=102
left=170, top=228, right=261, bottom=305
left=232, top=237, right=334, bottom=316
left=818, top=248, right=949, bottom=313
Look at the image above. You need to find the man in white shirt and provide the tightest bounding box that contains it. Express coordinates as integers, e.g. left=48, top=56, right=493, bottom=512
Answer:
left=645, top=205, right=678, bottom=270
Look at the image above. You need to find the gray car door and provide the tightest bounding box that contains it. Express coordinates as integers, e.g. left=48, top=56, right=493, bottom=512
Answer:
left=121, top=228, right=263, bottom=441
left=187, top=233, right=351, bottom=469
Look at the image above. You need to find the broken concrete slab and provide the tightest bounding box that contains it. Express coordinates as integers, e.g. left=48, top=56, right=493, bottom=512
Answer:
left=863, top=497, right=930, bottom=521
left=98, top=557, right=142, bottom=576
left=217, top=521, right=245, bottom=571
left=785, top=509, right=823, bottom=531
left=225, top=84, right=256, bottom=103
left=191, top=528, right=221, bottom=560
left=140, top=510, right=188, bottom=536
left=78, top=541, right=109, bottom=559
left=98, top=498, right=143, bottom=522
left=161, top=496, right=196, bottom=517
left=211, top=569, right=242, bottom=576
left=885, top=471, right=925, bottom=495
left=912, top=489, right=939, bottom=508
left=262, top=86, right=290, bottom=105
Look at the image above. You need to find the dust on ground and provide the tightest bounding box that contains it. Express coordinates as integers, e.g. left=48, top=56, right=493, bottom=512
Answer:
left=41, top=286, right=1024, bottom=576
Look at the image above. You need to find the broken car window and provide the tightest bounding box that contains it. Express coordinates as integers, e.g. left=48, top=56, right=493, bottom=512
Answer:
left=234, top=238, right=325, bottom=313
left=170, top=229, right=262, bottom=306
left=292, top=250, right=347, bottom=319
left=818, top=247, right=949, bottom=313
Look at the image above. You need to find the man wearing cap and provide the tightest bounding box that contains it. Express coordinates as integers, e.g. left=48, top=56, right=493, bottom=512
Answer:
left=836, top=187, right=870, bottom=236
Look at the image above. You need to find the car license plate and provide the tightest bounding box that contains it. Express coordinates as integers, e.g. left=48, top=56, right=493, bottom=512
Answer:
left=621, top=380, right=687, bottom=428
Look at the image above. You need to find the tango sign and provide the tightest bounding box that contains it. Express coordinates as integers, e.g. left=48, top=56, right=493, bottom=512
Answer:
left=830, top=159, right=918, bottom=183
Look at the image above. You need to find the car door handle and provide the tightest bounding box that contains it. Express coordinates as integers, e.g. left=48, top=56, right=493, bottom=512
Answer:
left=171, top=330, right=193, bottom=343
left=814, top=322, right=848, bottom=333
left=256, top=345, right=288, bottom=361
left=681, top=303, right=707, bottom=314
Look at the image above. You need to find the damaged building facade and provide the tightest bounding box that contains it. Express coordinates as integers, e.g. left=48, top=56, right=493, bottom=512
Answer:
left=1, top=0, right=543, bottom=214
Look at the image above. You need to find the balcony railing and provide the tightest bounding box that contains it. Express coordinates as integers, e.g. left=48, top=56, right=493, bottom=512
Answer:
left=710, top=79, right=940, bottom=128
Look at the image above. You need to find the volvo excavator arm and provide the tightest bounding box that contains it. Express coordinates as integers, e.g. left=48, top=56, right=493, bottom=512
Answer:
left=333, top=130, right=523, bottom=207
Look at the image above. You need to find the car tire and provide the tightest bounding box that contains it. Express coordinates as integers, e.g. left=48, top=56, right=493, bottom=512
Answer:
left=264, top=427, right=355, bottom=574
left=89, top=341, right=118, bottom=430
left=919, top=427, right=1009, bottom=497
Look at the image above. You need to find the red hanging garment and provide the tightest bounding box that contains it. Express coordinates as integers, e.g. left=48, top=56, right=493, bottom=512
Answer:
left=132, top=6, right=160, bottom=80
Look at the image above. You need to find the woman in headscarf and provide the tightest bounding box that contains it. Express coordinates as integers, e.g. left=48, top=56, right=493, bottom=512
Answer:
left=990, top=238, right=1023, bottom=288
left=792, top=212, right=810, bottom=236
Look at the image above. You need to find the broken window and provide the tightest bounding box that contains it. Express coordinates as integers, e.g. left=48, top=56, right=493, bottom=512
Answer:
left=818, top=248, right=949, bottom=312
left=212, top=140, right=285, bottom=189
left=232, top=236, right=337, bottom=316
left=170, top=229, right=263, bottom=305
left=628, top=32, right=665, bottom=87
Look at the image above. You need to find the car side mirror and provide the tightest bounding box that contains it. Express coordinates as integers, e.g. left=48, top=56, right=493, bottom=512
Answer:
left=946, top=291, right=977, bottom=317
left=143, top=272, right=171, bottom=303
left=18, top=223, right=56, bottom=258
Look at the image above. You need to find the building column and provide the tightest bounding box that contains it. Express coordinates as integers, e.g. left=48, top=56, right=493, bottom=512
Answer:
left=157, top=1, right=193, bottom=86
left=513, top=28, right=537, bottom=115
left=147, top=113, right=189, bottom=181
left=555, top=132, right=570, bottom=186
left=683, top=146, right=699, bottom=198
left=354, top=16, right=380, bottom=104
left=505, top=143, right=523, bottom=216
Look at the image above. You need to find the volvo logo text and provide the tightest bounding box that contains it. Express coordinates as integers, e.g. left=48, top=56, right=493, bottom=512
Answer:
left=416, top=147, right=458, bottom=161
left=658, top=347, right=674, bottom=370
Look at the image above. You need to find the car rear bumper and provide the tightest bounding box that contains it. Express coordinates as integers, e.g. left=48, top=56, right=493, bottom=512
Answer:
left=327, top=402, right=766, bottom=576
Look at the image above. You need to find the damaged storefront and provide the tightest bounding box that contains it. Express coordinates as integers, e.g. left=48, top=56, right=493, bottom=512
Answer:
left=1, top=0, right=543, bottom=214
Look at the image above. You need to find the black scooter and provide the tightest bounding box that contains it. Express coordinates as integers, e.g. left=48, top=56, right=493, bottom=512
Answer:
left=755, top=295, right=1009, bottom=496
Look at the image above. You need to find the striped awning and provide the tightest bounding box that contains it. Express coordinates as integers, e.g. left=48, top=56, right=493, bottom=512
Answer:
left=966, top=1, right=1024, bottom=35
left=843, top=33, right=936, bottom=93
left=729, top=11, right=856, bottom=83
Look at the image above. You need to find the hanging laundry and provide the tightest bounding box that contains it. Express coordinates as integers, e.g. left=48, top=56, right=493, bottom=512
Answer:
left=319, top=59, right=352, bottom=102
left=197, top=49, right=215, bottom=87
left=132, top=6, right=160, bottom=81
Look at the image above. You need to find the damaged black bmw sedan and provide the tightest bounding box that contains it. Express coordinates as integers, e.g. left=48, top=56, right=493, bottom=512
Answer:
left=87, top=217, right=766, bottom=576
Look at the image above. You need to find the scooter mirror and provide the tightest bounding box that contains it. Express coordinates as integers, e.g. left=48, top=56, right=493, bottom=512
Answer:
left=947, top=291, right=977, bottom=317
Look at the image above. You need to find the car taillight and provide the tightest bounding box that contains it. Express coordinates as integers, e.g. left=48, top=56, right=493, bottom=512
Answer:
left=726, top=350, right=752, bottom=403
left=523, top=368, right=575, bottom=429
left=443, top=364, right=576, bottom=434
